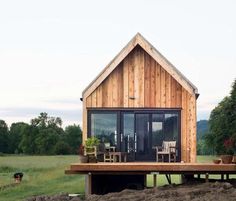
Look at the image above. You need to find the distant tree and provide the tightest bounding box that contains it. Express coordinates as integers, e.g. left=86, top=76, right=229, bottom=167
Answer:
left=31, top=112, right=62, bottom=129
left=64, top=124, right=82, bottom=154
left=0, top=120, right=9, bottom=153
left=30, top=112, right=64, bottom=154
left=8, top=122, right=29, bottom=153
left=54, top=141, right=71, bottom=155
left=19, top=124, right=38, bottom=154
left=35, top=128, right=60, bottom=154
left=206, top=79, right=236, bottom=154
left=1, top=113, right=82, bottom=155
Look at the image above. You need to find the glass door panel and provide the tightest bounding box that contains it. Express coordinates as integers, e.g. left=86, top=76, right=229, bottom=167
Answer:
left=152, top=114, right=164, bottom=147
left=135, top=113, right=150, bottom=161
left=91, top=113, right=118, bottom=147
left=121, top=113, right=135, bottom=161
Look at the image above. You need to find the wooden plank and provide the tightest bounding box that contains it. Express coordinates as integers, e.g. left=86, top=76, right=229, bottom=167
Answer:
left=150, top=57, right=156, bottom=107
left=176, top=82, right=182, bottom=108
left=102, top=79, right=108, bottom=107
left=82, top=101, right=87, bottom=144
left=144, top=53, right=151, bottom=107
left=134, top=47, right=140, bottom=107
left=69, top=162, right=236, bottom=173
left=123, top=57, right=129, bottom=107
left=155, top=63, right=161, bottom=107
left=170, top=77, right=176, bottom=107
left=112, top=68, right=118, bottom=107
left=181, top=88, right=187, bottom=162
left=86, top=96, right=92, bottom=108
left=96, top=85, right=103, bottom=107
left=189, top=94, right=197, bottom=163
left=138, top=47, right=145, bottom=107
left=165, top=72, right=171, bottom=108
left=160, top=68, right=166, bottom=107
left=91, top=91, right=97, bottom=107
left=186, top=92, right=191, bottom=163
left=117, top=62, right=124, bottom=107
left=128, top=53, right=134, bottom=107
left=107, top=73, right=113, bottom=107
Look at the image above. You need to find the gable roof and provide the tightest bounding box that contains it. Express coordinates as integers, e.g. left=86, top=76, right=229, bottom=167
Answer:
left=83, top=33, right=198, bottom=98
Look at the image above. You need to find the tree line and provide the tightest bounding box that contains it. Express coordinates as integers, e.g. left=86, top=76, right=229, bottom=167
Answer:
left=0, top=112, right=82, bottom=155
left=204, top=79, right=236, bottom=155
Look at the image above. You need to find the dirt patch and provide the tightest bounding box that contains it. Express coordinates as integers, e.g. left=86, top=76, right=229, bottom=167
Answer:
left=87, top=182, right=236, bottom=201
left=25, top=182, right=236, bottom=201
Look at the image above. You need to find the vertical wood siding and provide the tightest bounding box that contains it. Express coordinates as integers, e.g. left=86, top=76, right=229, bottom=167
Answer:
left=83, top=46, right=196, bottom=162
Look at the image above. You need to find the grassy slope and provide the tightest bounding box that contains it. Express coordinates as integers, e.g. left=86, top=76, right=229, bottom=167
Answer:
left=0, top=155, right=234, bottom=201
left=0, top=156, right=84, bottom=201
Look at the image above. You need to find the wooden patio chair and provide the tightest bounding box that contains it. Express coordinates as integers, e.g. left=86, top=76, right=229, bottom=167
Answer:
left=103, top=143, right=116, bottom=162
left=155, top=141, right=177, bottom=162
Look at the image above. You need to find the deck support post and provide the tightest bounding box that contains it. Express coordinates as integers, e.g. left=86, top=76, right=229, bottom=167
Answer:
left=180, top=174, right=186, bottom=184
left=221, top=174, right=224, bottom=181
left=226, top=174, right=229, bottom=180
left=153, top=174, right=157, bottom=187
left=165, top=174, right=171, bottom=184
left=85, top=173, right=92, bottom=196
left=197, top=174, right=201, bottom=179
left=205, top=173, right=209, bottom=183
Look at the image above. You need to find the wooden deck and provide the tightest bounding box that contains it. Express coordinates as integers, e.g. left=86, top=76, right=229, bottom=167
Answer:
left=65, top=162, right=236, bottom=195
left=66, top=162, right=236, bottom=174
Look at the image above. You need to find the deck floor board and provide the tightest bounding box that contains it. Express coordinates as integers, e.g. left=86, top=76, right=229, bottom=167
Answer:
left=66, top=162, right=236, bottom=174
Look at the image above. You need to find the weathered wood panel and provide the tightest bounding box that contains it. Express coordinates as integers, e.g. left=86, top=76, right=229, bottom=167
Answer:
left=155, top=63, right=161, bottom=107
left=83, top=46, right=197, bottom=162
left=128, top=54, right=134, bottom=107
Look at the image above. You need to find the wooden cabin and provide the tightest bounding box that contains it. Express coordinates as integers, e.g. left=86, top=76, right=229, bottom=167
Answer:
left=82, top=33, right=198, bottom=163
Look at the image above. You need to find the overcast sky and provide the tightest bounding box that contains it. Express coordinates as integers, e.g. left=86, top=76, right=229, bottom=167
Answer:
left=0, top=0, right=235, bottom=127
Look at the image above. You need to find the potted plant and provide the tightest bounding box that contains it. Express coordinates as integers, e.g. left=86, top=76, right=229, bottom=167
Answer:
left=221, top=138, right=234, bottom=164
left=85, top=137, right=100, bottom=163
left=85, top=136, right=100, bottom=148
left=78, top=144, right=88, bottom=163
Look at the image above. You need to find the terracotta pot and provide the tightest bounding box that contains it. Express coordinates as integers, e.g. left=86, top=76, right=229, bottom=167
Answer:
left=221, top=155, right=233, bottom=164
left=232, top=155, right=236, bottom=163
left=213, top=159, right=221, bottom=164
left=78, top=155, right=88, bottom=163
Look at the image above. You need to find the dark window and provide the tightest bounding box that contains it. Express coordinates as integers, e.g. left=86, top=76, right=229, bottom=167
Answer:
left=90, top=113, right=118, bottom=146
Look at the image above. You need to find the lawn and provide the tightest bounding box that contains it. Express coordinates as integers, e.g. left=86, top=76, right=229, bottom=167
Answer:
left=0, top=155, right=233, bottom=201
left=0, top=155, right=84, bottom=201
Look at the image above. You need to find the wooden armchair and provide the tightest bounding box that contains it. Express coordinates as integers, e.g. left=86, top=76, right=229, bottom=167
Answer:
left=103, top=143, right=116, bottom=162
left=155, top=141, right=177, bottom=162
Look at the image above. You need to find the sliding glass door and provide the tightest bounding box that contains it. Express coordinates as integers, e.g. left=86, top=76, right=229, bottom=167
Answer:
left=88, top=110, right=180, bottom=161
left=121, top=113, right=135, bottom=161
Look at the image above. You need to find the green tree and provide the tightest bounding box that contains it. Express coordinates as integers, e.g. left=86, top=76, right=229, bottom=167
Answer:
left=206, top=79, right=236, bottom=154
left=31, top=112, right=63, bottom=129
left=0, top=120, right=9, bottom=153
left=54, top=141, right=71, bottom=155
left=30, top=112, right=64, bottom=154
left=64, top=124, right=82, bottom=154
left=8, top=122, right=29, bottom=153
left=19, top=124, right=38, bottom=154
left=35, top=128, right=60, bottom=154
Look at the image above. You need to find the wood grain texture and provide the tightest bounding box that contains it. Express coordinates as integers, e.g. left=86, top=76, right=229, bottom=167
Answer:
left=82, top=46, right=197, bottom=162
left=69, top=162, right=236, bottom=173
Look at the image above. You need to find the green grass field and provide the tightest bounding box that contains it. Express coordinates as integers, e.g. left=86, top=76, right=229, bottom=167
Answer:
left=0, top=155, right=84, bottom=201
left=0, top=155, right=233, bottom=201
